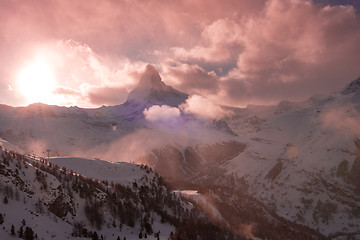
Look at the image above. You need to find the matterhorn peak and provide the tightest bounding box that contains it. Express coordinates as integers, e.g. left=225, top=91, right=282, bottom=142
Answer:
left=126, top=64, right=188, bottom=107
left=136, top=64, right=166, bottom=90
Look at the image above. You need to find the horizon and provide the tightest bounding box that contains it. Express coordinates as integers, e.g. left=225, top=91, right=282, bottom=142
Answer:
left=6, top=65, right=358, bottom=110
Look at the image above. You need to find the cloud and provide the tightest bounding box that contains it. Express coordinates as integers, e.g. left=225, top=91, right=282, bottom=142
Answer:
left=3, top=39, right=146, bottom=107
left=172, top=18, right=243, bottom=63
left=0, top=0, right=266, bottom=107
left=0, top=0, right=359, bottom=108
left=85, top=85, right=129, bottom=106
left=0, top=0, right=265, bottom=58
left=53, top=87, right=80, bottom=96
left=143, top=105, right=181, bottom=123
left=181, top=95, right=232, bottom=120
left=321, top=106, right=360, bottom=135
left=50, top=40, right=145, bottom=106
left=287, top=145, right=299, bottom=162
left=165, top=0, right=360, bottom=106
left=224, top=0, right=360, bottom=105
left=162, top=62, right=220, bottom=95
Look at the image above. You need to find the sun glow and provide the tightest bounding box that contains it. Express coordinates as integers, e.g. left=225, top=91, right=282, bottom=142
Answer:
left=16, top=58, right=57, bottom=104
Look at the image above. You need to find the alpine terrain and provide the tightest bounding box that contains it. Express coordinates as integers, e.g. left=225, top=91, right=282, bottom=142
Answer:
left=0, top=65, right=359, bottom=239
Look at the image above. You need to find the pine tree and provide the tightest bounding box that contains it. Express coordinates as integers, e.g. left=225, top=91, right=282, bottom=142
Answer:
left=24, top=227, right=34, bottom=240
left=170, top=231, right=174, bottom=240
left=18, top=226, right=24, bottom=238
left=92, top=231, right=99, bottom=240
left=11, top=224, right=15, bottom=236
left=117, top=237, right=120, bottom=240
left=3, top=196, right=8, bottom=204
left=155, top=231, right=160, bottom=240
left=0, top=213, right=3, bottom=224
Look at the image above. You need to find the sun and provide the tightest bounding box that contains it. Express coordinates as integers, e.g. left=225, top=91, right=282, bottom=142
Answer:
left=16, top=58, right=57, bottom=104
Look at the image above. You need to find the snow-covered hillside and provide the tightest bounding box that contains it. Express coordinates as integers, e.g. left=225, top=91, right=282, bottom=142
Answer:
left=0, top=148, right=239, bottom=240
left=218, top=78, right=360, bottom=238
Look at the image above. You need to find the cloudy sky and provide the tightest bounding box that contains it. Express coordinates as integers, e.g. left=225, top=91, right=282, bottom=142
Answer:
left=0, top=0, right=359, bottom=108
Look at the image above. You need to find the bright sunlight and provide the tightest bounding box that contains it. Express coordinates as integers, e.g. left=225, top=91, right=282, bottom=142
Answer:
left=16, top=58, right=57, bottom=104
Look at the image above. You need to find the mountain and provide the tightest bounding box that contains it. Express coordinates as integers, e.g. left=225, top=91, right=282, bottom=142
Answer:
left=131, top=77, right=360, bottom=239
left=119, top=64, right=189, bottom=128
left=127, top=65, right=188, bottom=107
left=215, top=77, right=360, bottom=238
left=1, top=65, right=360, bottom=239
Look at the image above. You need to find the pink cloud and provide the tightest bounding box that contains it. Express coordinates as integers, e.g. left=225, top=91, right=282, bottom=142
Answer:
left=2, top=39, right=146, bottom=107
left=51, top=40, right=146, bottom=107
left=85, top=85, right=129, bottom=106
left=172, top=18, right=243, bottom=63
left=228, top=0, right=360, bottom=104
left=143, top=105, right=181, bottom=123
left=53, top=87, right=80, bottom=97
left=162, top=62, right=220, bottom=95
left=321, top=105, right=360, bottom=135
left=0, top=0, right=265, bottom=55
left=181, top=95, right=232, bottom=120
left=0, top=0, right=359, bottom=107
left=167, top=0, right=360, bottom=106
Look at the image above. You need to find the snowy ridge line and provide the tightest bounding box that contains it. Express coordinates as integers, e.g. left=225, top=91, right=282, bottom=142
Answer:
left=25, top=155, right=99, bottom=182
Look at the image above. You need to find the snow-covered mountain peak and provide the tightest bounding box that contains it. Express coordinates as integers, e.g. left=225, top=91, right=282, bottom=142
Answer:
left=127, top=64, right=188, bottom=107
left=137, top=64, right=166, bottom=90
left=127, top=65, right=166, bottom=100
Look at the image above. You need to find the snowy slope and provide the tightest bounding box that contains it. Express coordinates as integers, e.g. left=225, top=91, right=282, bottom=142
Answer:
left=218, top=78, right=360, bottom=238
left=0, top=149, right=179, bottom=240
left=1, top=149, right=238, bottom=240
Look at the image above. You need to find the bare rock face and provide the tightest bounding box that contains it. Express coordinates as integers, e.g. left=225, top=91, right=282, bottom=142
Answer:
left=265, top=161, right=283, bottom=182
left=48, top=193, right=75, bottom=218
